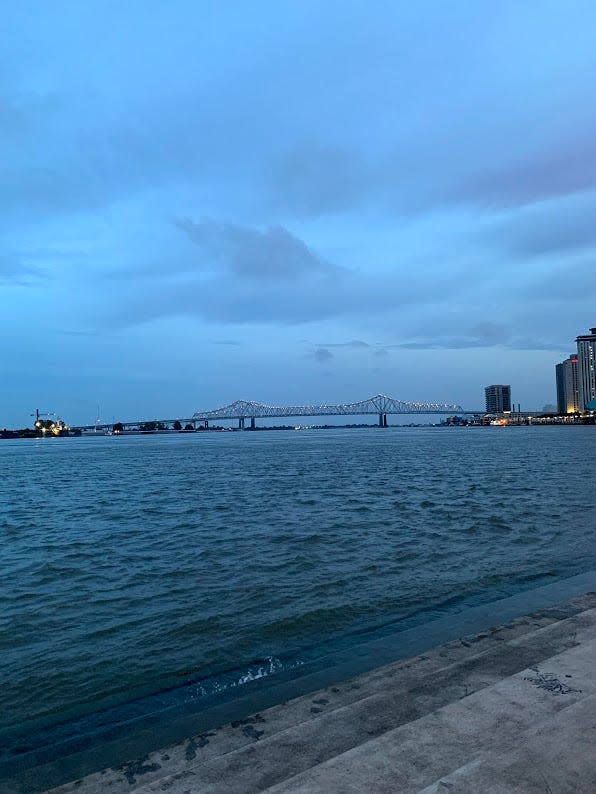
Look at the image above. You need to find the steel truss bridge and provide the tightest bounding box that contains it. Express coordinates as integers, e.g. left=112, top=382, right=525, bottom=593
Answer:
left=77, top=394, right=467, bottom=431
left=192, top=394, right=463, bottom=428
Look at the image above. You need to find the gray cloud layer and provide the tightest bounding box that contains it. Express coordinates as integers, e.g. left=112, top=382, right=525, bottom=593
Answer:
left=3, top=2, right=595, bottom=377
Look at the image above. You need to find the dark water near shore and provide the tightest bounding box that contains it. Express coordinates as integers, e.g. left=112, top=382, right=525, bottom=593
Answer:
left=1, top=426, right=595, bottom=757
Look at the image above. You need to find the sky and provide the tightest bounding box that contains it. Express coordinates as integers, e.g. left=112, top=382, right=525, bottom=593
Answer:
left=2, top=1, right=596, bottom=426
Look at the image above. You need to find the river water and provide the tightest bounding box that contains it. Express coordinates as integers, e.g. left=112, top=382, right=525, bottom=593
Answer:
left=1, top=426, right=595, bottom=762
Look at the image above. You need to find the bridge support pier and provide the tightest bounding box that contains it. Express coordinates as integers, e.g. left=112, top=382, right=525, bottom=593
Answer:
left=204, top=420, right=208, bottom=429
left=250, top=417, right=256, bottom=430
left=379, top=413, right=388, bottom=427
left=239, top=417, right=245, bottom=430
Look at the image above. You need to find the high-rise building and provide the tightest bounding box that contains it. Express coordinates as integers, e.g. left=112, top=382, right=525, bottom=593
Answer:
left=555, top=354, right=580, bottom=414
left=576, top=327, right=596, bottom=411
left=484, top=384, right=512, bottom=414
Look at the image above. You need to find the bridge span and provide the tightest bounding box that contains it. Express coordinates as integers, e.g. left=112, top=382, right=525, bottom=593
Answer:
left=191, top=394, right=464, bottom=428
left=76, top=394, right=472, bottom=431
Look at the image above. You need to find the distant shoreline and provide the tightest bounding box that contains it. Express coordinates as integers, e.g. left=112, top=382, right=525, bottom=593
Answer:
left=1, top=420, right=593, bottom=439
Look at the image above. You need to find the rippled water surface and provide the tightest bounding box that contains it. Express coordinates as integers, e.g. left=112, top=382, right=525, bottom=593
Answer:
left=1, top=427, right=595, bottom=752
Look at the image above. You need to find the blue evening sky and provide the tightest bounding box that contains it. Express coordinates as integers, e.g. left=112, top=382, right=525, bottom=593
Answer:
left=2, top=1, right=595, bottom=425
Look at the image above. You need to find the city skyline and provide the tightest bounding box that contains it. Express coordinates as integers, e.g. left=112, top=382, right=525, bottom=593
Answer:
left=555, top=326, right=596, bottom=413
left=3, top=3, right=596, bottom=426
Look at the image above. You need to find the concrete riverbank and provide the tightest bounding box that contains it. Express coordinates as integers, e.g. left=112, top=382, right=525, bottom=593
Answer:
left=14, top=590, right=594, bottom=793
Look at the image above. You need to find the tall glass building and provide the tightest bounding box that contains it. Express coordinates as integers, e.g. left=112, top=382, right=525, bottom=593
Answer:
left=555, top=354, right=580, bottom=414
left=576, top=327, right=596, bottom=411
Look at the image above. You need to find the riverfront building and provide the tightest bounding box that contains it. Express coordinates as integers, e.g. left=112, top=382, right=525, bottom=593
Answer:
left=555, top=354, right=580, bottom=414
left=484, top=384, right=512, bottom=414
left=576, top=327, right=596, bottom=411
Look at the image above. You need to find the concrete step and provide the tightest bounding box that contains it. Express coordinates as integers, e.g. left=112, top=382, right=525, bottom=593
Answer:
left=33, top=598, right=595, bottom=794
left=418, top=693, right=596, bottom=794
left=261, top=635, right=596, bottom=793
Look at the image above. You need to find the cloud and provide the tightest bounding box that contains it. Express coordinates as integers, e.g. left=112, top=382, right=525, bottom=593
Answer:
left=386, top=322, right=561, bottom=352
left=104, top=255, right=454, bottom=328
left=267, top=141, right=369, bottom=217
left=318, top=339, right=370, bottom=348
left=54, top=329, right=103, bottom=337
left=174, top=218, right=341, bottom=281
left=518, top=259, right=596, bottom=302
left=0, top=82, right=260, bottom=229
left=451, top=126, right=596, bottom=210
left=103, top=216, right=491, bottom=329
left=263, top=96, right=596, bottom=221
left=0, top=90, right=144, bottom=223
left=405, top=337, right=565, bottom=352
left=489, top=192, right=596, bottom=258
left=312, top=346, right=334, bottom=363
left=0, top=254, right=45, bottom=284
left=79, top=209, right=587, bottom=355
left=468, top=323, right=511, bottom=346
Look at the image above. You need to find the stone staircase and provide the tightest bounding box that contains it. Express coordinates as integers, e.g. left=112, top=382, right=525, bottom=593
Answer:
left=6, top=593, right=596, bottom=793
